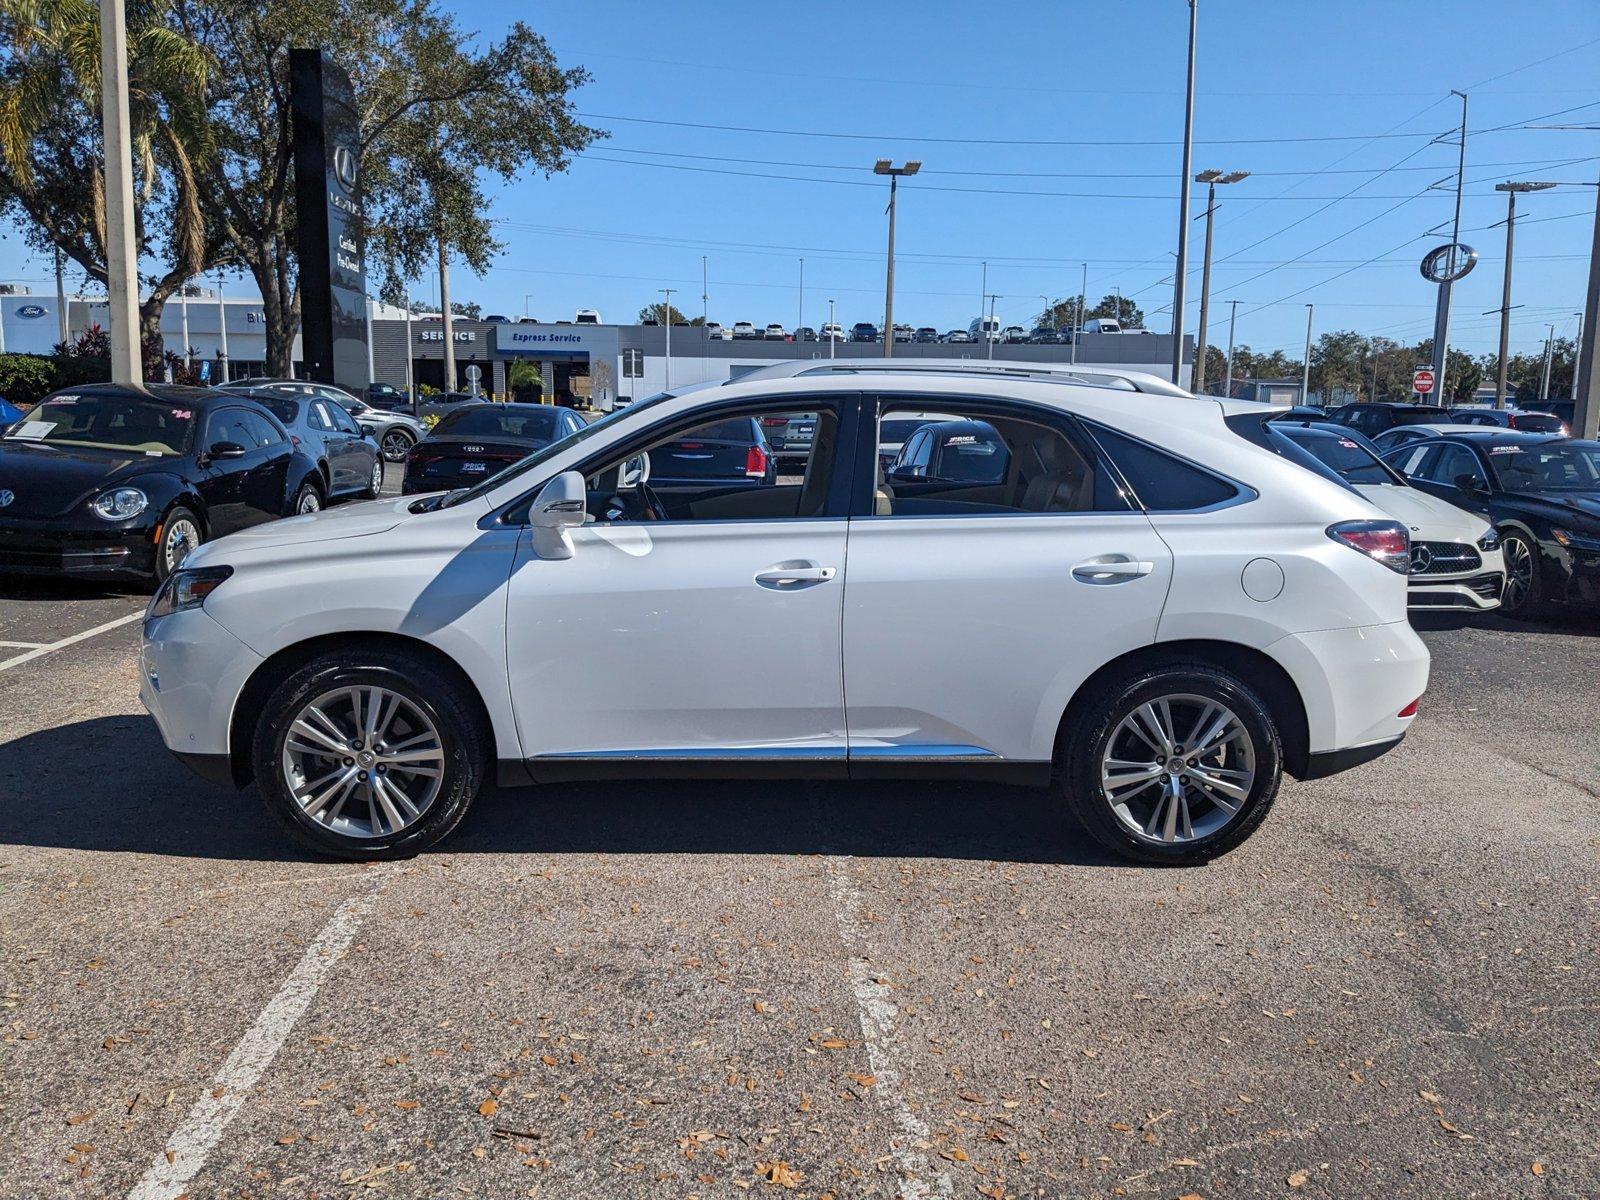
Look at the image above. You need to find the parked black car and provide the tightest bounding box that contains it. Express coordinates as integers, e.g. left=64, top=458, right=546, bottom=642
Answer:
left=1325, top=402, right=1448, bottom=438
left=645, top=416, right=777, bottom=492
left=1269, top=405, right=1329, bottom=421
left=1380, top=429, right=1600, bottom=615
left=850, top=322, right=880, bottom=343
left=252, top=391, right=385, bottom=501
left=363, top=382, right=411, bottom=411
left=0, top=383, right=321, bottom=582
left=415, top=391, right=486, bottom=423
left=402, top=403, right=586, bottom=495
left=1447, top=406, right=1567, bottom=433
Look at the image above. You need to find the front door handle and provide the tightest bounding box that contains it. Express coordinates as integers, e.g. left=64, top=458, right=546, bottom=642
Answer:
left=1071, top=556, right=1154, bottom=584
left=755, top=561, right=837, bottom=589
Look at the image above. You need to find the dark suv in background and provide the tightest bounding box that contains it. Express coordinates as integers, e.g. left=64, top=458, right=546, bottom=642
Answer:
left=1325, top=402, right=1449, bottom=438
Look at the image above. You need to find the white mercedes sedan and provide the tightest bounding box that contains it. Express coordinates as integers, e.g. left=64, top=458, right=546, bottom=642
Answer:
left=140, top=363, right=1429, bottom=865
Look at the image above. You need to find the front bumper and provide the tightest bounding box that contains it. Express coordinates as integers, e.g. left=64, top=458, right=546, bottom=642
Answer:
left=1407, top=571, right=1503, bottom=611
left=0, top=520, right=159, bottom=579
left=140, top=606, right=264, bottom=767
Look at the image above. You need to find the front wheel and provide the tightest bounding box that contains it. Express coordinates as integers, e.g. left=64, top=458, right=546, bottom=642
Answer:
left=380, top=429, right=414, bottom=463
left=252, top=649, right=488, bottom=859
left=1060, top=664, right=1282, bottom=865
left=1498, top=531, right=1544, bottom=618
left=154, top=506, right=203, bottom=583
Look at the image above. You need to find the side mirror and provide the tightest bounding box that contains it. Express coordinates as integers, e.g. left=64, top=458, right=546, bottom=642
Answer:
left=1454, top=473, right=1487, bottom=497
left=528, top=469, right=588, bottom=560
left=887, top=465, right=922, bottom=484
left=208, top=441, right=247, bottom=460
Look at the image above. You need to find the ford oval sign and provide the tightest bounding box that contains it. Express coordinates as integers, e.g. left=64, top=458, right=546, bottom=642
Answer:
left=15, top=303, right=47, bottom=319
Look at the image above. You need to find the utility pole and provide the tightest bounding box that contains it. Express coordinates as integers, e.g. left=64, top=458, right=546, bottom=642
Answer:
left=438, top=232, right=455, bottom=392
left=1073, top=262, right=1086, bottom=365
left=1170, top=0, right=1198, bottom=386
left=1493, top=181, right=1556, bottom=407
left=1190, top=169, right=1248, bottom=394
left=1301, top=304, right=1314, bottom=405
left=1573, top=312, right=1584, bottom=401
left=797, top=257, right=804, bottom=336
left=403, top=295, right=414, bottom=405
left=1577, top=179, right=1600, bottom=437
left=1541, top=323, right=1555, bottom=400
left=661, top=287, right=675, bottom=390
left=98, top=0, right=141, bottom=383
left=1223, top=298, right=1239, bottom=398
left=53, top=248, right=68, bottom=345
left=980, top=260, right=987, bottom=346
left=985, top=294, right=1001, bottom=360
left=216, top=275, right=230, bottom=384
left=875, top=160, right=920, bottom=358
left=1429, top=90, right=1469, bottom=406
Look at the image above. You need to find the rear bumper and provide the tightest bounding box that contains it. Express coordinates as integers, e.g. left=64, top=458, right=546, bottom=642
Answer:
left=1299, top=736, right=1404, bottom=780
left=1267, top=619, right=1430, bottom=756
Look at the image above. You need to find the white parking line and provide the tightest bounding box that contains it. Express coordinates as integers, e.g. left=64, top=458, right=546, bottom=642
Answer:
left=0, top=639, right=48, bottom=649
left=0, top=611, right=144, bottom=672
left=125, top=877, right=384, bottom=1200
left=828, top=858, right=954, bottom=1199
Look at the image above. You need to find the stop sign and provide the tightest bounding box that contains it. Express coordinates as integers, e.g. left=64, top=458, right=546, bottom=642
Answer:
left=1413, top=368, right=1436, bottom=395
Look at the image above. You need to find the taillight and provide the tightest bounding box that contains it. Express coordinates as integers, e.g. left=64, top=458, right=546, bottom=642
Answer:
left=746, top=445, right=768, bottom=477
left=407, top=445, right=437, bottom=464
left=759, top=416, right=788, bottom=428
left=289, top=434, right=301, bottom=449
left=1327, top=519, right=1409, bottom=574
left=1507, top=414, right=1519, bottom=429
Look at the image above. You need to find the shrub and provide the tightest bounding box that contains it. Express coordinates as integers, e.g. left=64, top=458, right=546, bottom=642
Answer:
left=0, top=353, right=55, bottom=408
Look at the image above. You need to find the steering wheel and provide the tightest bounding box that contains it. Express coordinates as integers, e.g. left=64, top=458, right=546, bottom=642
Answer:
left=606, top=482, right=668, bottom=522
left=636, top=482, right=668, bottom=521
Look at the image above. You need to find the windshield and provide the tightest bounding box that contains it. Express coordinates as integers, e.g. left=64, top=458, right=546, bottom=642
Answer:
left=435, top=406, right=563, bottom=441
left=1487, top=441, right=1600, bottom=491
left=438, top=391, right=676, bottom=508
left=2, top=392, right=194, bottom=455
left=1276, top=427, right=1399, bottom=485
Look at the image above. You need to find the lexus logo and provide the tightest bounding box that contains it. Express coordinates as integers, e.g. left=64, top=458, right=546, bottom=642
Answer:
left=1409, top=544, right=1432, bottom=574
left=0, top=489, right=13, bottom=508
left=332, top=144, right=358, bottom=192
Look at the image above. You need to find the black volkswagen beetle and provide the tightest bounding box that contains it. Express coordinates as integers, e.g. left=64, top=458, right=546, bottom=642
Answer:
left=1380, top=428, right=1600, bottom=616
left=0, top=382, right=322, bottom=584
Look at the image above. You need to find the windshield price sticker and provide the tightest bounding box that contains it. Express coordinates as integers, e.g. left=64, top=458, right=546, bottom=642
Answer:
left=10, top=420, right=56, bottom=439
left=1489, top=445, right=1522, bottom=454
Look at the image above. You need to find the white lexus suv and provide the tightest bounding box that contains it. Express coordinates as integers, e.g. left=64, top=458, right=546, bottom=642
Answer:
left=140, top=363, right=1429, bottom=865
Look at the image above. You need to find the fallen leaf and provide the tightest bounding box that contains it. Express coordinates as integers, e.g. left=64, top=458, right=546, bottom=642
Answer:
left=819, top=1038, right=848, bottom=1050
left=277, top=1133, right=298, bottom=1145
left=65, top=1112, right=93, bottom=1126
left=1531, top=1163, right=1544, bottom=1177
left=754, top=1159, right=803, bottom=1188
left=847, top=1072, right=877, bottom=1088
left=478, top=1098, right=499, bottom=1118
left=394, top=1100, right=419, bottom=1111
left=1287, top=1168, right=1310, bottom=1187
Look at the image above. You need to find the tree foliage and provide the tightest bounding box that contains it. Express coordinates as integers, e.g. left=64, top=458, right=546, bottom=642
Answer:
left=1037, top=293, right=1145, bottom=330
left=637, top=302, right=701, bottom=325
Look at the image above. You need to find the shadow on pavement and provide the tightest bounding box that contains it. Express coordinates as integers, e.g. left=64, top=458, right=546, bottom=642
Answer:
left=0, top=576, right=149, bottom=602
left=1411, top=610, right=1598, bottom=637
left=0, top=715, right=1118, bottom=867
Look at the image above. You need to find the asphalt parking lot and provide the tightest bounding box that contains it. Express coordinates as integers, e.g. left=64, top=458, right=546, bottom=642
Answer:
left=1, top=468, right=1596, bottom=1199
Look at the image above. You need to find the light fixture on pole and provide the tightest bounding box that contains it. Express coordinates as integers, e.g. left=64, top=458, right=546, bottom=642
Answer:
left=1190, top=168, right=1249, bottom=394
left=1492, top=181, right=1557, bottom=408
left=1301, top=303, right=1314, bottom=405
left=661, top=287, right=675, bottom=390
left=1169, top=0, right=1199, bottom=386
left=874, top=159, right=921, bottom=358
left=98, top=0, right=141, bottom=382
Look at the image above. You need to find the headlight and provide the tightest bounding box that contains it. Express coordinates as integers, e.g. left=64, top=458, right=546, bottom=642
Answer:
left=147, top=565, right=232, bottom=618
left=1476, top=529, right=1501, bottom=552
left=89, top=487, right=149, bottom=520
left=1550, top=527, right=1600, bottom=552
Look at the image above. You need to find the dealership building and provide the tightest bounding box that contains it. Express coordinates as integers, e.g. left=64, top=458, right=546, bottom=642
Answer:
left=368, top=319, right=1195, bottom=410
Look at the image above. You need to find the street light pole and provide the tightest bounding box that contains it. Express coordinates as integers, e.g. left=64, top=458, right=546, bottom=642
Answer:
left=1493, top=181, right=1557, bottom=408
left=985, top=294, right=1001, bottom=360
left=1073, top=261, right=1086, bottom=365
left=1541, top=323, right=1555, bottom=400
left=798, top=258, right=804, bottom=336
left=875, top=160, right=921, bottom=359
left=1301, top=303, right=1314, bottom=404
left=98, top=0, right=141, bottom=382
left=216, top=274, right=230, bottom=384
left=661, top=287, right=675, bottom=390
left=1223, top=298, right=1239, bottom=398
left=1170, top=0, right=1198, bottom=386
left=1430, top=90, right=1469, bottom=406
left=1190, top=169, right=1248, bottom=394
left=1573, top=312, right=1584, bottom=401
left=828, top=298, right=836, bottom=360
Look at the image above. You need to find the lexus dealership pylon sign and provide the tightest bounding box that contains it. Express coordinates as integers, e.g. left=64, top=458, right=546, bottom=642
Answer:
left=290, top=49, right=369, bottom=390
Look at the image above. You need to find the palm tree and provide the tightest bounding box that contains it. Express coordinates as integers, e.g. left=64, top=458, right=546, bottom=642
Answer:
left=0, top=0, right=215, bottom=358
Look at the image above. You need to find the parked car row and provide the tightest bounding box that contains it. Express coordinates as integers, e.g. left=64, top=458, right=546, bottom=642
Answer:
left=693, top=319, right=1141, bottom=344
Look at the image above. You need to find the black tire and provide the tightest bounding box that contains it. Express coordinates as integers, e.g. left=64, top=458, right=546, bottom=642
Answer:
left=1498, top=530, right=1545, bottom=619
left=252, top=649, right=488, bottom=859
left=360, top=453, right=384, bottom=499
left=154, top=505, right=204, bottom=584
left=1059, top=663, right=1282, bottom=866
left=290, top=478, right=324, bottom=517
left=380, top=429, right=414, bottom=463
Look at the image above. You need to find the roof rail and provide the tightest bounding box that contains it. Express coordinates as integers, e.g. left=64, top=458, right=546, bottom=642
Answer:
left=728, top=358, right=1194, bottom=398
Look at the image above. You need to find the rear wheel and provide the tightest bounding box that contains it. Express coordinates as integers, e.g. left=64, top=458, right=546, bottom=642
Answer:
left=252, top=649, right=487, bottom=859
left=1498, top=531, right=1544, bottom=617
left=292, top=480, right=323, bottom=516
left=154, top=506, right=203, bottom=583
left=360, top=454, right=384, bottom=499
left=1060, top=664, right=1282, bottom=865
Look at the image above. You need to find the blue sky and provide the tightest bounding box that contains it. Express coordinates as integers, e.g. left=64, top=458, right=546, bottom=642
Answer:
left=5, top=0, right=1598, bottom=357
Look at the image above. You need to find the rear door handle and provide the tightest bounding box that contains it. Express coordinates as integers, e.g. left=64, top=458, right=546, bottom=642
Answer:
left=1071, top=557, right=1154, bottom=583
left=755, top=561, right=837, bottom=589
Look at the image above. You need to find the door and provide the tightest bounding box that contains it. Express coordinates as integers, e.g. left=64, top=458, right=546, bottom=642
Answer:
left=195, top=406, right=257, bottom=535
left=322, top=398, right=373, bottom=493
left=1407, top=443, right=1490, bottom=515
left=842, top=396, right=1175, bottom=765
left=504, top=398, right=854, bottom=764
left=233, top=409, right=293, bottom=522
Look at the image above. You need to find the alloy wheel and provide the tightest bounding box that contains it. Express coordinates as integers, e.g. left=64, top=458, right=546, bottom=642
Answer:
left=298, top=488, right=322, bottom=515
left=1502, top=536, right=1533, bottom=611
left=163, top=518, right=200, bottom=572
left=382, top=432, right=411, bottom=462
left=281, top=686, right=446, bottom=839
left=1099, top=693, right=1257, bottom=844
left=371, top=458, right=385, bottom=494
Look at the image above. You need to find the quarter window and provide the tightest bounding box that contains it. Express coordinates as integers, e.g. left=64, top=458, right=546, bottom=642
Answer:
left=1086, top=423, right=1241, bottom=511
